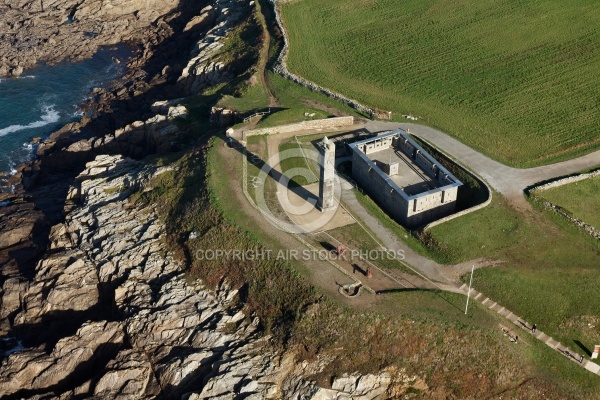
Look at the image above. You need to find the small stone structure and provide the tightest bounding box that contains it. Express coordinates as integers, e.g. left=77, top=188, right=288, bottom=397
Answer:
left=318, top=137, right=336, bottom=211
left=210, top=107, right=237, bottom=127
left=349, top=130, right=462, bottom=228
left=339, top=282, right=362, bottom=298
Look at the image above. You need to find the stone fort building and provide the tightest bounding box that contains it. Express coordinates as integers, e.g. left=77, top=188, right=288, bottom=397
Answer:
left=349, top=130, right=462, bottom=228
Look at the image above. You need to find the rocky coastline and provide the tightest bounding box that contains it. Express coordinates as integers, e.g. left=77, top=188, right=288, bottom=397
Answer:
left=0, top=0, right=399, bottom=398
left=0, top=0, right=180, bottom=77
left=0, top=0, right=224, bottom=277
left=0, top=152, right=405, bottom=398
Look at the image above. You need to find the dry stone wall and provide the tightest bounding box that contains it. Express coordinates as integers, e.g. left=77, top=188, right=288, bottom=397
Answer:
left=528, top=169, right=600, bottom=240
left=268, top=0, right=375, bottom=117
left=530, top=169, right=600, bottom=191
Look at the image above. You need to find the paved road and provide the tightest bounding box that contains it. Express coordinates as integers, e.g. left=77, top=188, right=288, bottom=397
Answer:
left=364, top=121, right=600, bottom=200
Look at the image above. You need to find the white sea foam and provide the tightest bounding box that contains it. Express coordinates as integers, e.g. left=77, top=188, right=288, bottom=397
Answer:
left=0, top=338, right=24, bottom=356
left=17, top=75, right=36, bottom=80
left=0, top=105, right=60, bottom=137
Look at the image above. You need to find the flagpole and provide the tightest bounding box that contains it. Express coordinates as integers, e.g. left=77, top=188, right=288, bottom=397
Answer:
left=465, top=265, right=474, bottom=315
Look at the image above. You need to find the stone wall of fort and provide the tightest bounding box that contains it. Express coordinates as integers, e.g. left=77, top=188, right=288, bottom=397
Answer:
left=243, top=116, right=354, bottom=138
left=351, top=131, right=461, bottom=228
left=352, top=151, right=410, bottom=225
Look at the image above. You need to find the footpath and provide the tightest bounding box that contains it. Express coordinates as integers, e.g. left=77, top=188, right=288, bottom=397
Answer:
left=458, top=284, right=600, bottom=376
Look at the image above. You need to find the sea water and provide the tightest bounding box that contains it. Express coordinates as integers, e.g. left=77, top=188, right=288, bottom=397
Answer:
left=0, top=45, right=133, bottom=174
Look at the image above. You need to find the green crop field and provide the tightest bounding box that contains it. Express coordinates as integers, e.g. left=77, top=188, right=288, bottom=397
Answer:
left=539, top=174, right=600, bottom=228
left=281, top=0, right=600, bottom=167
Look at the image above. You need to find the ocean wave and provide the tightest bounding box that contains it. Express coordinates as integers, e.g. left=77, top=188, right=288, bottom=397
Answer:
left=22, top=143, right=34, bottom=151
left=0, top=105, right=60, bottom=137
left=0, top=75, right=34, bottom=84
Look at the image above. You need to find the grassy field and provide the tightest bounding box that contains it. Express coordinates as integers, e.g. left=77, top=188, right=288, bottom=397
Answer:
left=281, top=0, right=600, bottom=167
left=427, top=195, right=600, bottom=348
left=538, top=174, right=600, bottom=228
left=278, top=140, right=319, bottom=186
left=352, top=173, right=600, bottom=354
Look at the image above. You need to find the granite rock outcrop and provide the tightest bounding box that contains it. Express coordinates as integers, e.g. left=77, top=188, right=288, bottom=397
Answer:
left=0, top=0, right=179, bottom=77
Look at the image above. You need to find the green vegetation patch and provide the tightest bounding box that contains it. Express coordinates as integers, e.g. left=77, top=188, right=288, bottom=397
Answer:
left=281, top=0, right=600, bottom=166
left=354, top=175, right=600, bottom=349
left=257, top=72, right=362, bottom=127
left=218, top=81, right=270, bottom=113
left=428, top=195, right=600, bottom=345
left=538, top=175, right=600, bottom=229
left=318, top=223, right=415, bottom=275
left=471, top=265, right=600, bottom=355
left=278, top=141, right=319, bottom=187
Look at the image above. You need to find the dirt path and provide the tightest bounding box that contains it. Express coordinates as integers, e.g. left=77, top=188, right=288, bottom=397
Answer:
left=255, top=0, right=279, bottom=108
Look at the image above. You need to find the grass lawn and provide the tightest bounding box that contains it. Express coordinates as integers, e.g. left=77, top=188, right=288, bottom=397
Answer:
left=281, top=0, right=600, bottom=167
left=218, top=81, right=270, bottom=113
left=317, top=222, right=415, bottom=275
left=427, top=195, right=600, bottom=348
left=245, top=134, right=269, bottom=203
left=539, top=174, right=600, bottom=229
left=278, top=140, right=319, bottom=186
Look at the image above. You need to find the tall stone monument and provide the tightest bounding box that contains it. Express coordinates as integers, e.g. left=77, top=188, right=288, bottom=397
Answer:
left=318, top=136, right=336, bottom=211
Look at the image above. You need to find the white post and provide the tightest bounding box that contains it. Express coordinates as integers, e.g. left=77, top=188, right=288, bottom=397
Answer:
left=465, top=265, right=474, bottom=315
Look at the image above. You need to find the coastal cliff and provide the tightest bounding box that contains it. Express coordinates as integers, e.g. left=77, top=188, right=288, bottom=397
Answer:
left=0, top=152, right=413, bottom=398
left=0, top=154, right=277, bottom=398
left=0, top=0, right=404, bottom=398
